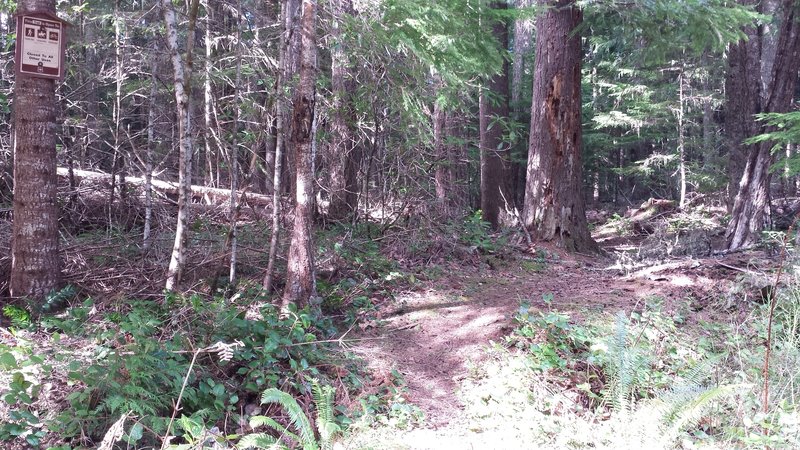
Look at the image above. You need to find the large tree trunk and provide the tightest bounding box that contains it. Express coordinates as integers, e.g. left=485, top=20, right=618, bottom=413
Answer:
left=522, top=0, right=598, bottom=253
left=10, top=0, right=62, bottom=306
left=162, top=0, right=200, bottom=291
left=326, top=0, right=359, bottom=221
left=479, top=1, right=510, bottom=229
left=282, top=0, right=317, bottom=309
left=724, top=1, right=761, bottom=211
left=725, top=0, right=800, bottom=250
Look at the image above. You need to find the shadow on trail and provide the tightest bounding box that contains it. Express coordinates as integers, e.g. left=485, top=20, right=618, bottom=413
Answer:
left=352, top=278, right=525, bottom=427
left=349, top=256, right=708, bottom=428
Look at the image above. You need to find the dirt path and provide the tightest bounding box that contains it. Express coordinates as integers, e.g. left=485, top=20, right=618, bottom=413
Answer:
left=348, top=249, right=724, bottom=430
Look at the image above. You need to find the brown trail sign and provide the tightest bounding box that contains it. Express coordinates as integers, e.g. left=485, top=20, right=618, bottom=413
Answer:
left=15, top=12, right=68, bottom=80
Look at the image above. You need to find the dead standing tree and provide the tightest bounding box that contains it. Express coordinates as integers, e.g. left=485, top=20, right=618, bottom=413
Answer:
left=522, top=0, right=598, bottom=253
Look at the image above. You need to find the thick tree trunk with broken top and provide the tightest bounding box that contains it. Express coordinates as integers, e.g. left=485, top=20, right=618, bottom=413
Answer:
left=522, top=0, right=598, bottom=253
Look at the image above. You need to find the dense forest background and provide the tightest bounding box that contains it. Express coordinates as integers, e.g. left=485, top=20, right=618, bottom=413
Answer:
left=0, top=0, right=799, bottom=448
left=0, top=0, right=796, bottom=304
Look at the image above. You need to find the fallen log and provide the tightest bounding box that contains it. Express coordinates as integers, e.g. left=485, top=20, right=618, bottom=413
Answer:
left=57, top=167, right=273, bottom=208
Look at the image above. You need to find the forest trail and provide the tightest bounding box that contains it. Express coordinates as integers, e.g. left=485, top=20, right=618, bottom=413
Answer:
left=344, top=246, right=736, bottom=448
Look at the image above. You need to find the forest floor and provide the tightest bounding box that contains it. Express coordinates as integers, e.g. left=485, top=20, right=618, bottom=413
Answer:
left=340, top=233, right=779, bottom=449
left=0, top=189, right=792, bottom=449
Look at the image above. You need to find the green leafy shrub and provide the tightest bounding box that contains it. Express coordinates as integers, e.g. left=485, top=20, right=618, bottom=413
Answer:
left=0, top=350, right=47, bottom=447
left=459, top=211, right=500, bottom=253
left=508, top=295, right=591, bottom=372
left=2, top=306, right=32, bottom=330
left=9, top=294, right=345, bottom=448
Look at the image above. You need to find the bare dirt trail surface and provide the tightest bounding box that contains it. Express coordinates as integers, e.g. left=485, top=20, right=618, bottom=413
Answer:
left=345, top=245, right=757, bottom=447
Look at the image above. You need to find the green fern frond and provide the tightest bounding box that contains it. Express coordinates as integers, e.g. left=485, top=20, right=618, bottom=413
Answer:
left=658, top=382, right=749, bottom=444
left=310, top=379, right=340, bottom=450
left=600, top=312, right=650, bottom=414
left=241, top=383, right=340, bottom=450
left=248, top=415, right=301, bottom=444
left=249, top=415, right=286, bottom=430
left=259, top=388, right=318, bottom=450
left=237, top=432, right=288, bottom=450
left=104, top=395, right=127, bottom=413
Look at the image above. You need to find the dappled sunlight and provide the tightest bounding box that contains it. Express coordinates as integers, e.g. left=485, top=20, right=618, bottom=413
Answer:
left=340, top=234, right=781, bottom=449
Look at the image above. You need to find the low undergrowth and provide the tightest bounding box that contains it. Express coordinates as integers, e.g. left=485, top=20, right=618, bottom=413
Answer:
left=0, top=212, right=509, bottom=449
left=0, top=292, right=361, bottom=448
left=457, top=281, right=800, bottom=449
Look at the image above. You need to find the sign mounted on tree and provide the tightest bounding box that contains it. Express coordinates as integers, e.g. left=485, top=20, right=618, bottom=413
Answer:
left=15, top=12, right=68, bottom=80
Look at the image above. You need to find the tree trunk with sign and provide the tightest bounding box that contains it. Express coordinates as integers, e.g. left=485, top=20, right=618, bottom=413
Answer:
left=10, top=0, right=62, bottom=308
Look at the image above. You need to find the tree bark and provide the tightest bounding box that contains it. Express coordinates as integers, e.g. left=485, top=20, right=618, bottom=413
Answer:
left=264, top=0, right=292, bottom=294
left=282, top=0, right=317, bottom=309
left=84, top=16, right=100, bottom=168
left=203, top=0, right=217, bottom=187
left=724, top=1, right=761, bottom=211
left=522, top=0, right=598, bottom=253
left=282, top=0, right=302, bottom=198
left=229, top=0, right=243, bottom=285
left=326, top=0, right=359, bottom=221
left=109, top=0, right=125, bottom=206
left=511, top=0, right=534, bottom=114
left=479, top=1, right=510, bottom=229
left=10, top=0, right=62, bottom=307
left=162, top=0, right=200, bottom=291
left=143, top=45, right=158, bottom=251
left=433, top=96, right=451, bottom=216
left=677, top=68, right=687, bottom=209
left=262, top=111, right=284, bottom=293
left=725, top=0, right=800, bottom=250
left=510, top=0, right=535, bottom=207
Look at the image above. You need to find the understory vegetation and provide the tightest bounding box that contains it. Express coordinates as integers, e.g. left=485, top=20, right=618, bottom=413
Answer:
left=0, top=211, right=509, bottom=449
left=1, top=0, right=799, bottom=448
left=0, top=205, right=797, bottom=449
left=490, top=295, right=800, bottom=448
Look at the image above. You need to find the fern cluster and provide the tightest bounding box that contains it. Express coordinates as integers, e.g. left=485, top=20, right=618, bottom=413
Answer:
left=239, top=379, right=341, bottom=450
left=29, top=295, right=340, bottom=447
left=599, top=312, right=650, bottom=413
left=595, top=312, right=743, bottom=446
